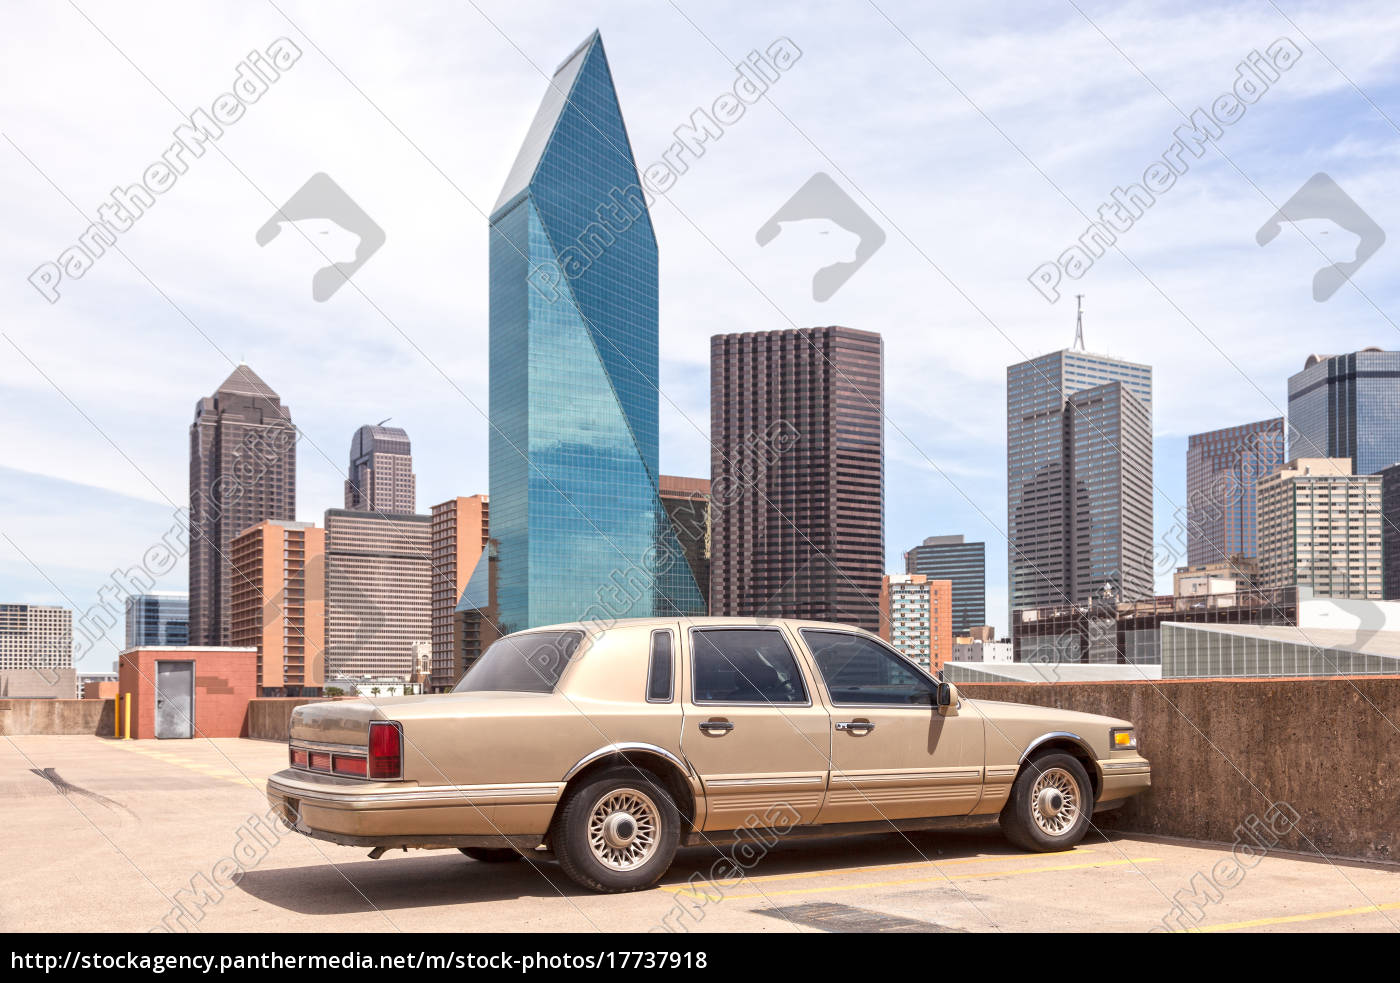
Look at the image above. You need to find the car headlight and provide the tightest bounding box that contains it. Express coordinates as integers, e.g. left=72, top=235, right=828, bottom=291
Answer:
left=1110, top=727, right=1137, bottom=751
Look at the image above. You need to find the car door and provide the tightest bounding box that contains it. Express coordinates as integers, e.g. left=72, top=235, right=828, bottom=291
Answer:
left=680, top=626, right=831, bottom=831
left=799, top=629, right=984, bottom=824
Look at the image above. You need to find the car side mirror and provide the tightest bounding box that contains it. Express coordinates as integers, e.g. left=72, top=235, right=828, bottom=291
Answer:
left=936, top=682, right=960, bottom=716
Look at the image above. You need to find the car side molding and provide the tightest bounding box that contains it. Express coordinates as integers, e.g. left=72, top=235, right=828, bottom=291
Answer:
left=562, top=742, right=694, bottom=782
left=1019, top=731, right=1096, bottom=765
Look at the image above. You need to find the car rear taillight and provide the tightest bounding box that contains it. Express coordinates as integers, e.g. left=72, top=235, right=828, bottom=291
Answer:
left=332, top=755, right=367, bottom=777
left=367, top=721, right=402, bottom=780
left=290, top=748, right=308, bottom=768
left=308, top=751, right=331, bottom=771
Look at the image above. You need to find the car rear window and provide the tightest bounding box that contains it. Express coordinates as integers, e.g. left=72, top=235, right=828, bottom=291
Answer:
left=453, top=631, right=584, bottom=693
left=691, top=628, right=808, bottom=704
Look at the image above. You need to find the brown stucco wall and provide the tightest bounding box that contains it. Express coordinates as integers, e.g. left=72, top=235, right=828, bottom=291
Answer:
left=961, top=677, right=1400, bottom=863
left=0, top=699, right=114, bottom=736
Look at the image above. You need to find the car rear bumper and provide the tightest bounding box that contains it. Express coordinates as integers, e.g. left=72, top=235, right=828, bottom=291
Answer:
left=266, top=769, right=563, bottom=844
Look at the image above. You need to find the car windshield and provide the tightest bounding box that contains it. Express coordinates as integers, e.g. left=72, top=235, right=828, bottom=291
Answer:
left=452, top=631, right=585, bottom=694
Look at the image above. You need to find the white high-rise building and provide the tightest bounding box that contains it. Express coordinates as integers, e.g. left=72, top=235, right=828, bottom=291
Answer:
left=0, top=604, right=72, bottom=671
left=1258, top=458, right=1382, bottom=599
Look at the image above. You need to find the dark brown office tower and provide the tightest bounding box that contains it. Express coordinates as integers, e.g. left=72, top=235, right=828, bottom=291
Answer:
left=710, top=326, right=884, bottom=631
left=189, top=365, right=297, bottom=647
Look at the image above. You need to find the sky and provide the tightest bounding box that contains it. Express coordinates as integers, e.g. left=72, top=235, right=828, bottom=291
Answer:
left=3, top=0, right=1400, bottom=671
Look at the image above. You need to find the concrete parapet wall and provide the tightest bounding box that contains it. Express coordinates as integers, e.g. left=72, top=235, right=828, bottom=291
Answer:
left=247, top=697, right=341, bottom=742
left=0, top=698, right=113, bottom=736
left=960, top=676, right=1400, bottom=863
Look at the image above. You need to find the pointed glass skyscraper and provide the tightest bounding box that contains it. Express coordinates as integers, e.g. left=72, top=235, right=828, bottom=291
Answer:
left=483, top=31, right=704, bottom=631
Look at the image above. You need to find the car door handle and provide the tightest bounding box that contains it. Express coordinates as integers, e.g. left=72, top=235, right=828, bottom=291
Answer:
left=835, top=720, right=875, bottom=733
left=698, top=720, right=734, bottom=735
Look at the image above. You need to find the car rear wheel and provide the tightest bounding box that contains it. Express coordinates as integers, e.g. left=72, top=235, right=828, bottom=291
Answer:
left=551, top=766, right=680, bottom=893
left=458, top=847, right=520, bottom=863
left=1000, top=752, right=1093, bottom=852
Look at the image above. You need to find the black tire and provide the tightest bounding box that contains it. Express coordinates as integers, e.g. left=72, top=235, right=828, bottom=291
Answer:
left=458, top=847, right=520, bottom=863
left=550, top=766, right=680, bottom=893
left=999, top=752, right=1094, bottom=852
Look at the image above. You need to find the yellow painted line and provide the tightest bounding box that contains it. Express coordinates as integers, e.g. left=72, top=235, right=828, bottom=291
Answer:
left=1198, top=900, right=1400, bottom=933
left=660, top=848, right=1094, bottom=895
left=112, top=742, right=261, bottom=789
left=669, top=856, right=1160, bottom=902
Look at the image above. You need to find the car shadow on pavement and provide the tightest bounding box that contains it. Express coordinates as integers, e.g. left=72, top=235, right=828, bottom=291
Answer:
left=233, top=828, right=1070, bottom=915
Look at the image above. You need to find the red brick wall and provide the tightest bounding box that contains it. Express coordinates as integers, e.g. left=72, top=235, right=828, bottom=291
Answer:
left=117, top=648, right=258, bottom=739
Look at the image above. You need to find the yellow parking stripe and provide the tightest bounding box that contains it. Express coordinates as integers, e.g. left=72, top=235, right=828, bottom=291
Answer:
left=1199, top=900, right=1400, bottom=933
left=113, top=742, right=261, bottom=789
left=668, top=856, right=1160, bottom=902
left=661, top=848, right=1093, bottom=895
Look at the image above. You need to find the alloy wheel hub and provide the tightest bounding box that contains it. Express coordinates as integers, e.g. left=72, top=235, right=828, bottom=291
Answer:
left=1037, top=788, right=1064, bottom=818
left=587, top=789, right=660, bottom=871
left=603, top=812, right=638, bottom=849
left=1029, top=767, right=1080, bottom=836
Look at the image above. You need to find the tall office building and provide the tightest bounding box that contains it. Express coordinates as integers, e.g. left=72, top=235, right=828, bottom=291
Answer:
left=230, top=520, right=325, bottom=695
left=429, top=496, right=489, bottom=691
left=878, top=574, right=953, bottom=670
left=903, top=535, right=985, bottom=635
left=124, top=592, right=189, bottom=648
left=1257, top=458, right=1382, bottom=599
left=324, top=509, right=432, bottom=680
left=1288, top=349, right=1400, bottom=475
left=1381, top=464, right=1400, bottom=600
left=1007, top=348, right=1153, bottom=621
left=0, top=604, right=72, bottom=671
left=659, top=476, right=711, bottom=613
left=189, top=364, right=297, bottom=646
left=710, top=326, right=884, bottom=631
left=483, top=30, right=703, bottom=632
left=1185, top=418, right=1285, bottom=566
left=345, top=424, right=416, bottom=514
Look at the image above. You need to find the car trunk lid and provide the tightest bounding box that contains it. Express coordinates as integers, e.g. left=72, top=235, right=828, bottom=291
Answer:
left=290, top=700, right=378, bottom=746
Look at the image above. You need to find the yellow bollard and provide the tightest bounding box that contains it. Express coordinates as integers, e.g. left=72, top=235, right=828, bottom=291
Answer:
left=123, top=693, right=132, bottom=741
left=114, top=694, right=120, bottom=739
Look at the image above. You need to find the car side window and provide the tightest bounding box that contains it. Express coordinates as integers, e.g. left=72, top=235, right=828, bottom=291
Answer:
left=646, top=630, right=674, bottom=703
left=801, top=630, right=938, bottom=706
left=691, top=628, right=808, bottom=704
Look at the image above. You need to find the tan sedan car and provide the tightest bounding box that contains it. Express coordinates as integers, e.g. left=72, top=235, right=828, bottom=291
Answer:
left=267, top=618, right=1150, bottom=892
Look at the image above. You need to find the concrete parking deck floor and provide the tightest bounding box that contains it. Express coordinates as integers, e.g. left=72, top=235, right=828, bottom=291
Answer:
left=3, top=735, right=1397, bottom=933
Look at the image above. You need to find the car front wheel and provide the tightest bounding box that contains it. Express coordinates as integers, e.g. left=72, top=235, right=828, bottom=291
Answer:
left=1000, top=752, right=1093, bottom=852
left=551, top=766, right=680, bottom=893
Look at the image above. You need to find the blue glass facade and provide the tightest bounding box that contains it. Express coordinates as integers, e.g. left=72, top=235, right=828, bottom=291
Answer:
left=1288, top=350, right=1400, bottom=475
left=124, top=593, right=189, bottom=648
left=482, top=32, right=704, bottom=632
left=904, top=536, right=986, bottom=635
left=1185, top=418, right=1284, bottom=565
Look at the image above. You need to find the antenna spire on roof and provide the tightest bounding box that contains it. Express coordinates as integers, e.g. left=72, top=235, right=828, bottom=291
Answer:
left=1073, top=294, right=1086, bottom=351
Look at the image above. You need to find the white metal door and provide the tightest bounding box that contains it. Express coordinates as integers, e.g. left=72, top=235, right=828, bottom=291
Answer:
left=154, top=661, right=195, bottom=739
